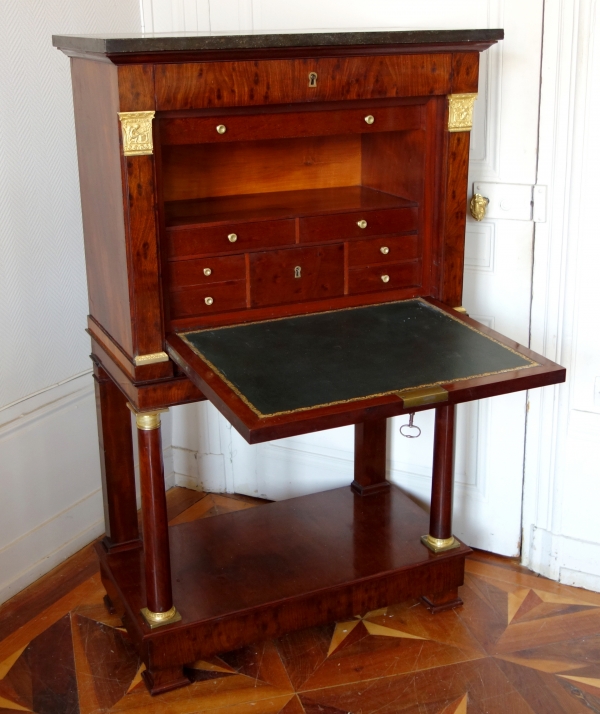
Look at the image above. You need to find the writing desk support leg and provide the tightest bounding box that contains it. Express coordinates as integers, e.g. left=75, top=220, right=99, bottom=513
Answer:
left=352, top=418, right=390, bottom=496
left=133, top=409, right=182, bottom=627
left=421, top=403, right=463, bottom=612
left=93, top=363, right=140, bottom=556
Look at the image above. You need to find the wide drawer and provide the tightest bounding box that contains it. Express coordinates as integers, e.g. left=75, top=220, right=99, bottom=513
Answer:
left=169, top=280, right=247, bottom=319
left=155, top=55, right=452, bottom=111
left=167, top=219, right=295, bottom=259
left=251, top=245, right=344, bottom=308
left=160, top=105, right=423, bottom=145
left=348, top=260, right=422, bottom=294
left=300, top=207, right=418, bottom=243
left=167, top=254, right=245, bottom=289
left=348, top=234, right=420, bottom=268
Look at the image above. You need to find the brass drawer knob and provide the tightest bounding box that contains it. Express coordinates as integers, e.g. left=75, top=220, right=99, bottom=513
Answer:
left=365, top=115, right=375, bottom=124
left=203, top=268, right=212, bottom=276
left=381, top=274, right=390, bottom=283
left=380, top=246, right=390, bottom=255
left=228, top=233, right=238, bottom=243
left=205, top=297, right=214, bottom=305
left=357, top=219, right=368, bottom=229
left=216, top=124, right=227, bottom=134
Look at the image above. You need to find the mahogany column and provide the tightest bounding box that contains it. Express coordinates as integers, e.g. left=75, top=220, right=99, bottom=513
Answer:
left=93, top=363, right=140, bottom=553
left=352, top=419, right=390, bottom=496
left=133, top=407, right=181, bottom=629
left=420, top=403, right=462, bottom=613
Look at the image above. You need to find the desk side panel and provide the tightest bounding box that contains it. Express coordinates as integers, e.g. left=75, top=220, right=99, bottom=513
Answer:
left=71, top=58, right=133, bottom=355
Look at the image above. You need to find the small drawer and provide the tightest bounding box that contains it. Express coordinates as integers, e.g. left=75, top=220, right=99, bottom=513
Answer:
left=251, top=245, right=344, bottom=308
left=348, top=261, right=422, bottom=295
left=169, top=280, right=246, bottom=319
left=167, top=255, right=245, bottom=289
left=347, top=234, right=420, bottom=268
left=299, top=207, right=418, bottom=243
left=167, top=219, right=295, bottom=259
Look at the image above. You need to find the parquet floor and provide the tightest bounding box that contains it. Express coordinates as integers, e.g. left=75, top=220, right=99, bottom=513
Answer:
left=1, top=488, right=600, bottom=714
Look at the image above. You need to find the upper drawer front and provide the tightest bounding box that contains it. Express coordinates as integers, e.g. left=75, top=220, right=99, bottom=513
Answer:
left=160, top=105, right=423, bottom=145
left=348, top=234, right=420, bottom=268
left=155, top=55, right=452, bottom=111
left=300, top=207, right=418, bottom=243
left=167, top=254, right=245, bottom=289
left=251, top=244, right=344, bottom=308
left=167, top=219, right=295, bottom=259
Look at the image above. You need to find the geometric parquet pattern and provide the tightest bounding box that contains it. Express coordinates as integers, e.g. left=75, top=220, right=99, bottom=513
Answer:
left=2, top=490, right=600, bottom=713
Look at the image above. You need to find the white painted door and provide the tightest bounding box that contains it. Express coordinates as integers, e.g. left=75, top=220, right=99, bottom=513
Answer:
left=157, top=0, right=544, bottom=556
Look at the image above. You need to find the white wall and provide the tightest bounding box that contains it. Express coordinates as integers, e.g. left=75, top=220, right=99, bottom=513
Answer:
left=0, top=0, right=144, bottom=604
left=522, top=0, right=600, bottom=590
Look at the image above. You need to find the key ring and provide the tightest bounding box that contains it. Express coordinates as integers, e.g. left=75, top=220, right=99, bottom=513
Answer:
left=400, top=412, right=421, bottom=438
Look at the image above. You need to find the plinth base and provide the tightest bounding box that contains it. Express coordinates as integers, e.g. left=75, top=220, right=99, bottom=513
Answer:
left=97, top=484, right=471, bottom=694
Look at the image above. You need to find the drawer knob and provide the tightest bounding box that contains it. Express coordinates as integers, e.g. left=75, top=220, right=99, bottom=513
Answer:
left=203, top=268, right=212, bottom=276
left=228, top=233, right=238, bottom=243
left=205, top=297, right=214, bottom=305
left=365, top=115, right=375, bottom=125
left=381, top=274, right=390, bottom=283
left=216, top=124, right=227, bottom=134
left=380, top=246, right=390, bottom=255
left=357, top=219, right=368, bottom=229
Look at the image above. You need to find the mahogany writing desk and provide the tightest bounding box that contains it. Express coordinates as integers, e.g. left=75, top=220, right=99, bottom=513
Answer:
left=54, top=29, right=565, bottom=694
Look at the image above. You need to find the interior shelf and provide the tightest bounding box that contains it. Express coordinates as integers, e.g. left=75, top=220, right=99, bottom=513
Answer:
left=165, top=185, right=417, bottom=228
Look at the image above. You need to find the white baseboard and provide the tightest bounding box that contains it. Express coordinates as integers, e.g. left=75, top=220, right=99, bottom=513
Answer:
left=528, top=526, right=600, bottom=592
left=0, top=490, right=105, bottom=604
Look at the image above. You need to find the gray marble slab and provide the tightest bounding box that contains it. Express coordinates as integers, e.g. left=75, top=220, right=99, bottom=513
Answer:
left=53, top=28, right=503, bottom=55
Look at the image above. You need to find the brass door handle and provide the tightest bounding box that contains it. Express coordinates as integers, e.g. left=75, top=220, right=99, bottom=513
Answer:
left=469, top=193, right=489, bottom=221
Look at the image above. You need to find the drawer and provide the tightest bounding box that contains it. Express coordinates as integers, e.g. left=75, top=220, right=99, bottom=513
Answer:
left=347, top=234, right=420, bottom=268
left=167, top=219, right=295, bottom=259
left=155, top=55, right=451, bottom=111
left=167, top=255, right=245, bottom=289
left=348, top=261, right=422, bottom=295
left=169, top=280, right=246, bottom=319
left=251, top=245, right=344, bottom=308
left=160, top=105, right=423, bottom=145
left=300, top=207, right=418, bottom=243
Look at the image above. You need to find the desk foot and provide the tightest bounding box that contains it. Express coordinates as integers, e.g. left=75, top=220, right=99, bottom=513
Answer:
left=103, top=594, right=116, bottom=615
left=142, top=666, right=190, bottom=696
left=420, top=588, right=463, bottom=614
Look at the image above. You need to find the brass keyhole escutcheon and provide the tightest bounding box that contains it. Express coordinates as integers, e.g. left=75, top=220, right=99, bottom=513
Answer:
left=308, top=72, right=318, bottom=87
left=216, top=124, right=227, bottom=134
left=357, top=219, right=368, bottom=229
left=228, top=233, right=238, bottom=243
left=205, top=297, right=214, bottom=305
left=294, top=266, right=302, bottom=278
left=470, top=193, right=489, bottom=221
left=381, top=274, right=390, bottom=283
left=365, top=115, right=375, bottom=125
left=203, top=268, right=212, bottom=276
left=380, top=246, right=389, bottom=255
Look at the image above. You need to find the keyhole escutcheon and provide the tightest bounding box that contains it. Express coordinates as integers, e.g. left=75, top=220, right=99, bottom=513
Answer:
left=308, top=72, right=318, bottom=88
left=294, top=266, right=302, bottom=278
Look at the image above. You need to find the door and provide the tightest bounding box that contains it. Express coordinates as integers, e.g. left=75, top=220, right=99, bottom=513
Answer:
left=156, top=0, right=544, bottom=556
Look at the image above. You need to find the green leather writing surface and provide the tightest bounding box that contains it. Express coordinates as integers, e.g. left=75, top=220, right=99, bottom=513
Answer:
left=181, top=299, right=535, bottom=417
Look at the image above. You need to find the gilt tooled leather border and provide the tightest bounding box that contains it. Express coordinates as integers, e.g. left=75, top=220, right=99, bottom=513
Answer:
left=179, top=298, right=538, bottom=419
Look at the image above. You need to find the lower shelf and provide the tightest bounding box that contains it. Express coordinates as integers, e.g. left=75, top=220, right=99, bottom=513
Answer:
left=98, top=484, right=470, bottom=678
